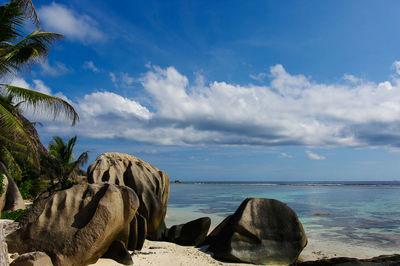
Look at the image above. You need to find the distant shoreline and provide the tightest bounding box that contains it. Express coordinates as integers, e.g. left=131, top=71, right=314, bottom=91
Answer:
left=171, top=180, right=400, bottom=186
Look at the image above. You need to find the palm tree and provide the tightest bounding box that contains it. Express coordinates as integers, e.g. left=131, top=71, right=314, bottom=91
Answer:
left=0, top=0, right=79, bottom=173
left=41, top=136, right=88, bottom=191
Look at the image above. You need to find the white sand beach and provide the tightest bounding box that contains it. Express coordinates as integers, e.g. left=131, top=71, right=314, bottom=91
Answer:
left=89, top=237, right=397, bottom=266
left=8, top=237, right=395, bottom=266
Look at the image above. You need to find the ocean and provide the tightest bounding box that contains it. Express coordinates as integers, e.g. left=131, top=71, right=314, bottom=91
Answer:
left=165, top=181, right=400, bottom=256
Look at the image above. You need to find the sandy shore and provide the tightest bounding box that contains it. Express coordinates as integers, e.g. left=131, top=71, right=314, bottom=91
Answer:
left=92, top=240, right=260, bottom=266
left=6, top=231, right=397, bottom=265
left=6, top=203, right=398, bottom=265
left=5, top=218, right=397, bottom=265
left=89, top=237, right=398, bottom=266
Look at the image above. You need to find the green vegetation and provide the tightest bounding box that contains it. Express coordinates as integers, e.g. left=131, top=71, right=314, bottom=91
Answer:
left=0, top=0, right=80, bottom=200
left=41, top=136, right=88, bottom=192
left=1, top=209, right=25, bottom=220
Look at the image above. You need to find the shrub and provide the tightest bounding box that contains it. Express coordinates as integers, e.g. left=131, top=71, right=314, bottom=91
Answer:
left=1, top=209, right=25, bottom=220
left=18, top=178, right=46, bottom=199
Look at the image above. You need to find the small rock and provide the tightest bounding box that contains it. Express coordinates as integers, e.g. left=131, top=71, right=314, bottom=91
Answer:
left=10, top=253, right=19, bottom=259
left=166, top=217, right=211, bottom=246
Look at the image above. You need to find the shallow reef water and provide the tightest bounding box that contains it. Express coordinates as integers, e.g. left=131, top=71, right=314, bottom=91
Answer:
left=165, top=181, right=400, bottom=253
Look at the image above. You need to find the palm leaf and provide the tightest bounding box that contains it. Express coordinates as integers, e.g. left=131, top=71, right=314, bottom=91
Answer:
left=0, top=134, right=27, bottom=151
left=0, top=2, right=25, bottom=42
left=12, top=0, right=39, bottom=27
left=2, top=84, right=79, bottom=125
left=0, top=101, right=38, bottom=165
left=0, top=30, right=63, bottom=75
left=76, top=151, right=88, bottom=167
left=1, top=145, right=23, bottom=180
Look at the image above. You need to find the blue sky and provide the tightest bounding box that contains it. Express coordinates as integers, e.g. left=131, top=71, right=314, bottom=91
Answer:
left=8, top=0, right=400, bottom=181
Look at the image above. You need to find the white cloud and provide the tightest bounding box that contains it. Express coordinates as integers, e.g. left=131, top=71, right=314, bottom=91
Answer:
left=38, top=3, right=104, bottom=44
left=83, top=61, right=99, bottom=72
left=32, top=80, right=52, bottom=95
left=9, top=77, right=53, bottom=96
left=36, top=62, right=400, bottom=148
left=250, top=72, right=268, bottom=82
left=305, top=150, right=326, bottom=160
left=279, top=152, right=293, bottom=158
left=109, top=72, right=117, bottom=83
left=343, top=74, right=362, bottom=83
left=9, top=76, right=30, bottom=89
left=78, top=91, right=152, bottom=120
left=392, top=61, right=400, bottom=75
left=40, top=60, right=72, bottom=76
left=109, top=72, right=135, bottom=88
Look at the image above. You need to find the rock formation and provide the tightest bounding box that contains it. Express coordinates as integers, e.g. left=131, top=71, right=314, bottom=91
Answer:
left=10, top=252, right=54, bottom=266
left=87, top=152, right=169, bottom=240
left=202, top=198, right=307, bottom=265
left=166, top=217, right=211, bottom=246
left=6, top=183, right=138, bottom=266
left=0, top=163, right=25, bottom=212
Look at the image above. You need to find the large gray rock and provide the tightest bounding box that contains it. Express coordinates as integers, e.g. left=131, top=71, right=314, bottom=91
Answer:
left=6, top=183, right=139, bottom=266
left=0, top=170, right=25, bottom=212
left=203, top=198, right=307, bottom=265
left=87, top=152, right=169, bottom=241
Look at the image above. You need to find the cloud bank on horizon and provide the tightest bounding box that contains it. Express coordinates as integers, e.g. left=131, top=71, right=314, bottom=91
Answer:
left=18, top=61, right=400, bottom=149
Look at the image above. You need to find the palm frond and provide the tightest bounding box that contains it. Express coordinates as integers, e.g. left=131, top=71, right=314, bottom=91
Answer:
left=12, top=0, right=39, bottom=27
left=0, top=102, right=38, bottom=166
left=1, top=145, right=23, bottom=180
left=2, top=84, right=79, bottom=125
left=0, top=2, right=25, bottom=42
left=76, top=151, right=88, bottom=167
left=0, top=135, right=27, bottom=151
left=0, top=30, right=63, bottom=75
left=66, top=136, right=77, bottom=161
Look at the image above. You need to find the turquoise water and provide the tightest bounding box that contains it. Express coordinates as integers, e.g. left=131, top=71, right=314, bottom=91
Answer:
left=165, top=182, right=400, bottom=252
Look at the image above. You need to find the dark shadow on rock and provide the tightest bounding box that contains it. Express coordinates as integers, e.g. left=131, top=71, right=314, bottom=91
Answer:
left=102, top=240, right=133, bottom=265
left=166, top=217, right=211, bottom=246
left=72, top=184, right=109, bottom=229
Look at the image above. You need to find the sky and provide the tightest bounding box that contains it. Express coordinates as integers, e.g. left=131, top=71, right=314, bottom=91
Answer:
left=7, top=0, right=400, bottom=181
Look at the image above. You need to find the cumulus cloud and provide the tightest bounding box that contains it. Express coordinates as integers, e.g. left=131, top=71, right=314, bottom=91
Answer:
left=78, top=91, right=151, bottom=119
left=343, top=74, right=362, bottom=84
left=392, top=61, right=400, bottom=75
left=9, top=77, right=54, bottom=96
left=109, top=72, right=135, bottom=88
left=83, top=61, right=100, bottom=72
left=38, top=3, right=104, bottom=43
left=31, top=79, right=52, bottom=95
left=40, top=60, right=72, bottom=76
left=305, top=150, right=326, bottom=160
left=37, top=63, right=400, bottom=148
left=279, top=152, right=293, bottom=158
left=249, top=72, right=268, bottom=82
